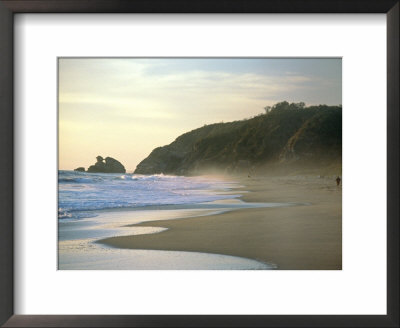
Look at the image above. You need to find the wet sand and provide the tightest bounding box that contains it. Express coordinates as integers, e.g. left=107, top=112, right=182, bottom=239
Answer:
left=98, top=176, right=342, bottom=270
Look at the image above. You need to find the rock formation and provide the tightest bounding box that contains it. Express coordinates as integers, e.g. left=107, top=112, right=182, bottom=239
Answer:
left=74, top=167, right=85, bottom=172
left=87, top=156, right=126, bottom=173
left=134, top=103, right=342, bottom=175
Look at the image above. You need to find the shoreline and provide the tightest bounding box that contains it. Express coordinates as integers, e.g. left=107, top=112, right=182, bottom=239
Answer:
left=58, top=205, right=277, bottom=270
left=97, top=175, right=342, bottom=270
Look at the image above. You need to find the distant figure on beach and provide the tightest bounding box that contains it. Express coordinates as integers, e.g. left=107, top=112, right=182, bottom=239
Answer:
left=336, top=176, right=341, bottom=186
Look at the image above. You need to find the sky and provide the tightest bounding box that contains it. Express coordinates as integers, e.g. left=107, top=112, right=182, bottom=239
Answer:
left=59, top=58, right=341, bottom=172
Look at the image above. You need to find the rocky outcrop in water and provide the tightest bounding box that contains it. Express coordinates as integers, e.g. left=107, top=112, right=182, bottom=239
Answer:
left=87, top=156, right=126, bottom=173
left=74, top=167, right=85, bottom=172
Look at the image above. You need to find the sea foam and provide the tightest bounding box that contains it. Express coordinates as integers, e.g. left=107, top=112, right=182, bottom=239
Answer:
left=58, top=170, right=239, bottom=220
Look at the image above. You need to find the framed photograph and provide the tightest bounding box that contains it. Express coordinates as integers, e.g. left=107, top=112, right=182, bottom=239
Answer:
left=57, top=57, right=343, bottom=271
left=0, top=0, right=398, bottom=327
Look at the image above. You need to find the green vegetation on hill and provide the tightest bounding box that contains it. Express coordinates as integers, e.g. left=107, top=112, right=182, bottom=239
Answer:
left=134, top=102, right=342, bottom=176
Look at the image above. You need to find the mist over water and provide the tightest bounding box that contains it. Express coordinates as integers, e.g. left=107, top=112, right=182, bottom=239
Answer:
left=58, top=170, right=239, bottom=220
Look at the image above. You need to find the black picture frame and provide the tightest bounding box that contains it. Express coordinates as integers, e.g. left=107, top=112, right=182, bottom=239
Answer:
left=0, top=1, right=398, bottom=327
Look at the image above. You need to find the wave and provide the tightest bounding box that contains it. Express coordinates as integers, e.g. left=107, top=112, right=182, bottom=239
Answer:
left=59, top=172, right=179, bottom=184
left=58, top=208, right=73, bottom=219
left=58, top=170, right=239, bottom=220
left=59, top=177, right=100, bottom=184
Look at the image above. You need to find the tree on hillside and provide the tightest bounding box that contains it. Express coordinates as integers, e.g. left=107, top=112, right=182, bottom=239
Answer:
left=265, top=101, right=306, bottom=114
left=289, top=102, right=305, bottom=109
left=273, top=101, right=290, bottom=111
left=264, top=106, right=272, bottom=114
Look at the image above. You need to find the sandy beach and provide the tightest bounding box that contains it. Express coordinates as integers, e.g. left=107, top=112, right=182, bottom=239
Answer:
left=98, top=175, right=342, bottom=270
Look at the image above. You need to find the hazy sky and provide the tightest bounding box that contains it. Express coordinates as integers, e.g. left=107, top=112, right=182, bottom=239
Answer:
left=59, top=58, right=341, bottom=172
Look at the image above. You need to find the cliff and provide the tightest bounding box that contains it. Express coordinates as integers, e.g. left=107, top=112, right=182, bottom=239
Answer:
left=134, top=102, right=342, bottom=175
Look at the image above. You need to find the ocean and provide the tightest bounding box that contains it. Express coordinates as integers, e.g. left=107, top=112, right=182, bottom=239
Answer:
left=58, top=170, right=240, bottom=220
left=57, top=171, right=287, bottom=269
